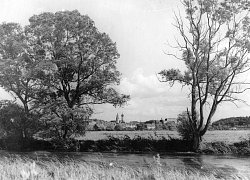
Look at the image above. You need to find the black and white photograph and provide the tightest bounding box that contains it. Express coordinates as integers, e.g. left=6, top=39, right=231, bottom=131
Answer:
left=0, top=0, right=250, bottom=179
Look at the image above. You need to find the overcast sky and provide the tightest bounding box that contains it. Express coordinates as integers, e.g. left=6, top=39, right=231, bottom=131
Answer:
left=1, top=0, right=250, bottom=122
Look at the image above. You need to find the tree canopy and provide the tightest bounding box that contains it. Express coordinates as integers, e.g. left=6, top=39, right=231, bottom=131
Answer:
left=25, top=10, right=129, bottom=108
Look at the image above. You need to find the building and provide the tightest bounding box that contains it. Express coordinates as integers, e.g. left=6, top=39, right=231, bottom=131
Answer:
left=121, top=113, right=124, bottom=123
left=145, top=123, right=156, bottom=130
left=115, top=113, right=125, bottom=123
left=125, top=122, right=137, bottom=129
left=145, top=120, right=156, bottom=130
left=166, top=118, right=177, bottom=123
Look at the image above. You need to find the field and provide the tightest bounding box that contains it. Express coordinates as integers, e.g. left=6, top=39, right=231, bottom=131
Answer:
left=0, top=155, right=248, bottom=180
left=80, top=130, right=250, bottom=143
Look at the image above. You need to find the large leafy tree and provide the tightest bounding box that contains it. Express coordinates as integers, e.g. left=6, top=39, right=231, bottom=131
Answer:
left=159, top=0, right=250, bottom=151
left=25, top=10, right=129, bottom=139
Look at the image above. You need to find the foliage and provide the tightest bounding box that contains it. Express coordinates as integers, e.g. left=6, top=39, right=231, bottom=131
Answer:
left=136, top=123, right=147, bottom=131
left=106, top=123, right=116, bottom=131
left=0, top=23, right=42, bottom=113
left=0, top=100, right=39, bottom=139
left=114, top=124, right=124, bottom=131
left=81, top=135, right=192, bottom=152
left=176, top=111, right=194, bottom=141
left=37, top=100, right=91, bottom=139
left=93, top=124, right=106, bottom=131
left=159, top=0, right=250, bottom=150
left=25, top=10, right=129, bottom=107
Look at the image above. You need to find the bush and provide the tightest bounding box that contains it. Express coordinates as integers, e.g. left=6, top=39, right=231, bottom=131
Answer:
left=136, top=123, right=147, bottom=131
left=176, top=111, right=194, bottom=141
left=0, top=101, right=40, bottom=140
left=114, top=124, right=124, bottom=131
left=93, top=124, right=106, bottom=131
left=106, top=124, right=115, bottom=131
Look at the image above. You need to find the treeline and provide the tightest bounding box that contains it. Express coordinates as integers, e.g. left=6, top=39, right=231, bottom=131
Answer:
left=212, top=117, right=250, bottom=130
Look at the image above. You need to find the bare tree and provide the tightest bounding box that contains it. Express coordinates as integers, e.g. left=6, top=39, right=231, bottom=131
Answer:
left=159, top=0, right=250, bottom=151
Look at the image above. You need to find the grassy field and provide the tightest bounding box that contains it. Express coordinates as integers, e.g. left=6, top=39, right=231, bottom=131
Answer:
left=0, top=155, right=248, bottom=180
left=80, top=130, right=250, bottom=143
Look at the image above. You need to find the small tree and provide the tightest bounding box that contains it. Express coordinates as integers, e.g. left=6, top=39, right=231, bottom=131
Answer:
left=37, top=100, right=92, bottom=139
left=106, top=123, right=115, bottom=131
left=114, top=124, right=124, bottom=131
left=93, top=123, right=106, bottom=131
left=0, top=100, right=39, bottom=140
left=176, top=111, right=195, bottom=141
left=136, top=123, right=147, bottom=131
left=159, top=0, right=250, bottom=151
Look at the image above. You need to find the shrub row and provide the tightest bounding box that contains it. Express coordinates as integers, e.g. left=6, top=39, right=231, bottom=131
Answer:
left=0, top=135, right=249, bottom=155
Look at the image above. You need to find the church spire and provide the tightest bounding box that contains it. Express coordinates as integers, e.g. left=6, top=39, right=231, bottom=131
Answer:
left=116, top=113, right=119, bottom=123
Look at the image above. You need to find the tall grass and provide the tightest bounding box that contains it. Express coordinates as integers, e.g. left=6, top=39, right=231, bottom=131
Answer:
left=0, top=155, right=248, bottom=180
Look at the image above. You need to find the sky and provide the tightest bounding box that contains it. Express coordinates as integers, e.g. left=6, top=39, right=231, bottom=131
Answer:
left=0, top=0, right=250, bottom=122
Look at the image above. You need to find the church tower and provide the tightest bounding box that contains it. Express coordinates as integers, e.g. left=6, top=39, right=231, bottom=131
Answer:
left=121, top=113, right=124, bottom=123
left=116, top=113, right=119, bottom=124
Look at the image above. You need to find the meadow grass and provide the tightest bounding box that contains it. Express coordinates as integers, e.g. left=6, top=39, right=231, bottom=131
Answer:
left=81, top=130, right=250, bottom=143
left=0, top=155, right=248, bottom=180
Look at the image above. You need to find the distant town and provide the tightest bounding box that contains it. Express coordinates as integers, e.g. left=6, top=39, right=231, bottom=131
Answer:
left=86, top=113, right=178, bottom=131
left=86, top=114, right=250, bottom=131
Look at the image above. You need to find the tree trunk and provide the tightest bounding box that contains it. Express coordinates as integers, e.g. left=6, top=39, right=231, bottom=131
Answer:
left=23, top=102, right=30, bottom=139
left=192, top=132, right=201, bottom=152
left=62, top=127, right=68, bottom=139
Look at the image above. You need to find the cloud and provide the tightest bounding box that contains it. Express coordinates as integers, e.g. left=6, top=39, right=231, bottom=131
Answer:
left=93, top=68, right=190, bottom=121
left=119, top=68, right=188, bottom=100
left=119, top=68, right=168, bottom=98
